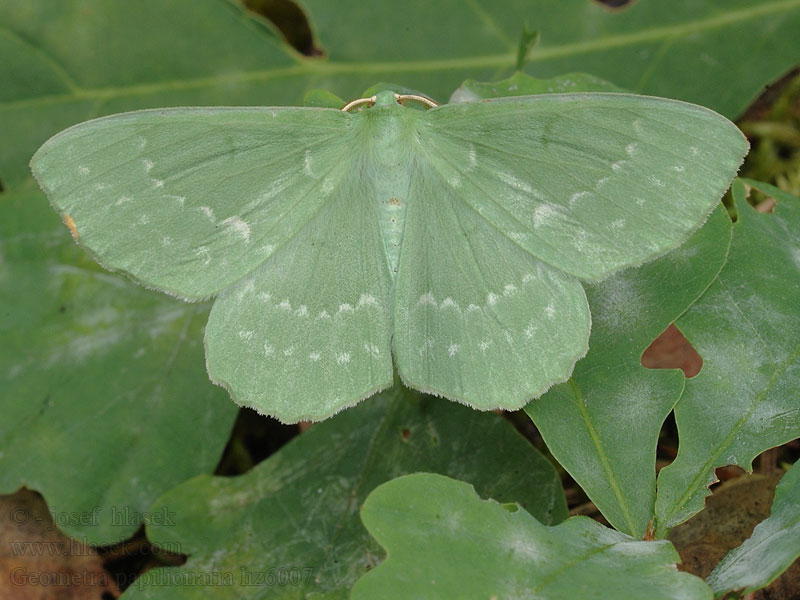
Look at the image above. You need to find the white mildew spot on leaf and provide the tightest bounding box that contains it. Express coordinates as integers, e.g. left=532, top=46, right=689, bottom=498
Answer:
left=294, top=305, right=309, bottom=318
left=504, top=330, right=514, bottom=344
left=304, top=149, right=314, bottom=176
left=611, top=160, right=626, bottom=171
left=533, top=202, right=560, bottom=227
left=750, top=401, right=800, bottom=434
left=364, top=343, right=381, bottom=357
left=499, top=171, right=532, bottom=194
left=448, top=174, right=462, bottom=188
left=690, top=146, right=700, bottom=155
left=278, top=300, right=291, bottom=311
left=336, top=352, right=351, bottom=365
left=143, top=159, right=154, bottom=172
left=615, top=540, right=665, bottom=559
left=479, top=340, right=490, bottom=353
left=507, top=531, right=544, bottom=564
left=634, top=196, right=646, bottom=206
left=625, top=142, right=638, bottom=156
left=199, top=206, right=215, bottom=221
left=448, top=343, right=459, bottom=357
left=591, top=276, right=642, bottom=331
left=672, top=165, right=686, bottom=172
left=467, top=304, right=481, bottom=313
left=673, top=245, right=700, bottom=261
left=504, top=284, right=517, bottom=296
left=138, top=214, right=149, bottom=225
left=522, top=274, right=534, bottom=283
left=524, top=323, right=538, bottom=338
left=418, top=292, right=437, bottom=307
left=317, top=310, right=331, bottom=320
left=487, top=292, right=498, bottom=305
left=467, top=144, right=477, bottom=169
left=61, top=330, right=125, bottom=364
left=792, top=248, right=800, bottom=271
left=632, top=118, right=644, bottom=134
left=94, top=182, right=110, bottom=191
left=259, top=243, right=275, bottom=255
left=338, top=303, right=354, bottom=314
left=152, top=179, right=165, bottom=188
left=161, top=236, right=173, bottom=247
left=258, top=292, right=271, bottom=303
left=78, top=166, right=90, bottom=175
left=263, top=344, right=274, bottom=357
left=115, top=195, right=132, bottom=206
left=78, top=306, right=119, bottom=327
left=611, top=219, right=625, bottom=230
left=596, top=176, right=610, bottom=188
left=221, top=216, right=251, bottom=242
left=569, top=191, right=591, bottom=207
left=442, top=510, right=463, bottom=532
left=545, top=303, right=556, bottom=318
left=145, top=311, right=184, bottom=339
left=357, top=294, right=378, bottom=308
left=309, top=351, right=321, bottom=362
left=283, top=347, right=294, bottom=357
left=649, top=176, right=665, bottom=188
left=238, top=330, right=254, bottom=341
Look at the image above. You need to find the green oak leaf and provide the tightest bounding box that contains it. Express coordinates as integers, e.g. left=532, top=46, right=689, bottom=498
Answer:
left=0, top=0, right=301, bottom=190
left=124, top=384, right=567, bottom=599
left=4, top=0, right=799, bottom=188
left=707, top=460, right=800, bottom=597
left=0, top=182, right=237, bottom=545
left=299, top=0, right=800, bottom=117
left=526, top=206, right=732, bottom=538
left=352, top=472, right=711, bottom=599
left=655, top=180, right=800, bottom=535
left=30, top=90, right=747, bottom=421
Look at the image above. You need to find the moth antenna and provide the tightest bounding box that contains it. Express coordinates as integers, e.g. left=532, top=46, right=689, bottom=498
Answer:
left=341, top=96, right=377, bottom=112
left=396, top=94, right=439, bottom=109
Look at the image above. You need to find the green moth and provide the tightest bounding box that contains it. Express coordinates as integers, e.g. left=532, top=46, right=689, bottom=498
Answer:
left=30, top=90, right=748, bottom=422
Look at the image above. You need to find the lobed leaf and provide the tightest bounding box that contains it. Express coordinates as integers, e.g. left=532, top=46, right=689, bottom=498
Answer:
left=353, top=472, right=711, bottom=600
left=124, top=385, right=567, bottom=599
left=527, top=206, right=732, bottom=538
left=706, top=460, right=800, bottom=596
left=4, top=0, right=799, bottom=188
left=655, top=180, right=800, bottom=534
left=300, top=0, right=800, bottom=118
left=0, top=183, right=237, bottom=545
